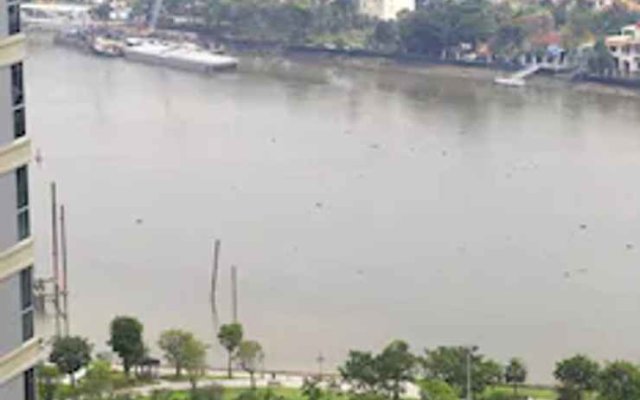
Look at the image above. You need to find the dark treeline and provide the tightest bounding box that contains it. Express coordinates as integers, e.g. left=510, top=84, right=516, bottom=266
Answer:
left=125, top=0, right=640, bottom=74
left=337, top=340, right=640, bottom=400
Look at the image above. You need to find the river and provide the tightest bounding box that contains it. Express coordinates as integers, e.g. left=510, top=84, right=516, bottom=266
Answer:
left=26, top=43, right=640, bottom=383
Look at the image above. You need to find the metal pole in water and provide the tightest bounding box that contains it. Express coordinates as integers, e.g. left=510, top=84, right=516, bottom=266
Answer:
left=50, top=182, right=61, bottom=338
left=210, top=239, right=221, bottom=333
left=60, top=204, right=70, bottom=336
left=231, top=265, right=238, bottom=323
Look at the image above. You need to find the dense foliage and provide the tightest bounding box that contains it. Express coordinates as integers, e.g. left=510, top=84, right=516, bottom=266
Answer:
left=340, top=340, right=415, bottom=399
left=421, top=346, right=503, bottom=397
left=108, top=316, right=146, bottom=377
left=218, top=323, right=244, bottom=378
left=49, top=336, right=93, bottom=386
left=554, top=354, right=600, bottom=400
left=158, top=328, right=196, bottom=378
left=129, top=0, right=640, bottom=71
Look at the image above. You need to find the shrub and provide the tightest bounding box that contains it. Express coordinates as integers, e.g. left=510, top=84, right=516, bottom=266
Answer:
left=419, top=379, right=458, bottom=400
left=191, top=385, right=224, bottom=400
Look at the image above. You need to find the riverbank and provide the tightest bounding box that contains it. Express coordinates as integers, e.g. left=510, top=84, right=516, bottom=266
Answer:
left=229, top=47, right=640, bottom=100
left=32, top=27, right=640, bottom=100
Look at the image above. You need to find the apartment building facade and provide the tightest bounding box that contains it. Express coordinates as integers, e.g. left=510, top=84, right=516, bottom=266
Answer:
left=0, top=0, right=39, bottom=397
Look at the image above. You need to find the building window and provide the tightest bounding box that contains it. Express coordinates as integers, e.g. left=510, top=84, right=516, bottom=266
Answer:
left=20, top=267, right=33, bottom=310
left=24, top=368, right=35, bottom=400
left=8, top=4, right=20, bottom=35
left=21, top=266, right=34, bottom=342
left=22, top=310, right=34, bottom=341
left=18, top=208, right=30, bottom=240
left=11, top=63, right=24, bottom=107
left=14, top=107, right=25, bottom=138
left=16, top=166, right=29, bottom=209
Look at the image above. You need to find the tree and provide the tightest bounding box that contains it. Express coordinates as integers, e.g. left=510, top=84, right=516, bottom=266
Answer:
left=478, top=359, right=503, bottom=387
left=587, top=39, right=615, bottom=76
left=49, top=336, right=92, bottom=386
left=339, top=350, right=379, bottom=394
left=81, top=360, right=114, bottom=399
left=158, top=329, right=195, bottom=378
left=598, top=361, right=640, bottom=400
left=37, top=364, right=61, bottom=400
left=236, top=340, right=264, bottom=390
left=554, top=355, right=599, bottom=400
left=108, top=316, right=145, bottom=377
left=418, top=379, right=458, bottom=400
left=218, top=323, right=244, bottom=378
left=92, top=1, right=112, bottom=20
left=370, top=20, right=400, bottom=52
left=376, top=340, right=416, bottom=400
left=301, top=376, right=324, bottom=400
left=183, top=335, right=208, bottom=391
left=504, top=358, right=527, bottom=396
left=421, top=346, right=499, bottom=397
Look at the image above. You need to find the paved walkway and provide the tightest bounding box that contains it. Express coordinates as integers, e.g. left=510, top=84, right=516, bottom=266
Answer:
left=116, top=367, right=420, bottom=398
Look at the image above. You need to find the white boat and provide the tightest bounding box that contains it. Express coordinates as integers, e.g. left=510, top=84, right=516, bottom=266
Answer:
left=123, top=39, right=238, bottom=73
left=91, top=36, right=123, bottom=57
left=494, top=65, right=541, bottom=87
left=493, top=76, right=525, bottom=87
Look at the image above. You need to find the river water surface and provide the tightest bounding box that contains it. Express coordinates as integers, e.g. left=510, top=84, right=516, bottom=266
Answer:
left=26, top=44, right=640, bottom=382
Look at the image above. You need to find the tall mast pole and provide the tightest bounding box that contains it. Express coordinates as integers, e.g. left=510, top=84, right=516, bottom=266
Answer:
left=60, top=204, right=70, bottom=336
left=50, top=182, right=61, bottom=337
left=210, top=239, right=221, bottom=333
left=231, top=265, right=238, bottom=323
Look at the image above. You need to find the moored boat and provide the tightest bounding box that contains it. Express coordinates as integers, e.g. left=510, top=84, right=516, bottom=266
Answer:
left=91, top=36, right=124, bottom=57
left=123, top=38, right=238, bottom=73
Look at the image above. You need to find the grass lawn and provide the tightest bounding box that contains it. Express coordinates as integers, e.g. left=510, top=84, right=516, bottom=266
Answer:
left=484, top=384, right=558, bottom=399
left=141, top=386, right=308, bottom=400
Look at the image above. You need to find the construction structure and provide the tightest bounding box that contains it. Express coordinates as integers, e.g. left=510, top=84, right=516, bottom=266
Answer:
left=33, top=183, right=72, bottom=338
left=0, top=1, right=39, bottom=396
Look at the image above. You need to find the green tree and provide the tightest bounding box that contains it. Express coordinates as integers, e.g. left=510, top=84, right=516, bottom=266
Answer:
left=92, top=1, right=112, bottom=20
left=598, top=361, right=640, bottom=400
left=478, top=359, right=503, bottom=387
left=504, top=358, right=527, bottom=396
left=183, top=335, right=208, bottom=391
left=236, top=340, right=264, bottom=390
left=587, top=39, right=616, bottom=76
left=418, top=378, right=458, bottom=400
left=554, top=355, right=599, bottom=400
left=421, top=346, right=499, bottom=397
left=339, top=350, right=379, bottom=394
left=108, top=316, right=145, bottom=377
left=158, top=329, right=195, bottom=378
left=81, top=360, right=114, bottom=399
left=301, top=376, right=324, bottom=400
left=377, top=340, right=416, bottom=400
left=37, top=364, right=61, bottom=400
left=218, top=323, right=244, bottom=378
left=49, top=336, right=92, bottom=386
left=370, top=20, right=400, bottom=52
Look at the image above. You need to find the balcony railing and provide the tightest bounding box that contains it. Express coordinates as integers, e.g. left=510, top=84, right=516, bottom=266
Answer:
left=0, top=238, right=34, bottom=283
left=0, top=137, right=30, bottom=176
left=0, top=338, right=42, bottom=385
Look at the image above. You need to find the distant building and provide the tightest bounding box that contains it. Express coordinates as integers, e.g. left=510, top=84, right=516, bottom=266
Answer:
left=588, top=0, right=614, bottom=11
left=0, top=0, right=39, bottom=397
left=605, top=23, right=640, bottom=76
left=359, top=0, right=415, bottom=20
